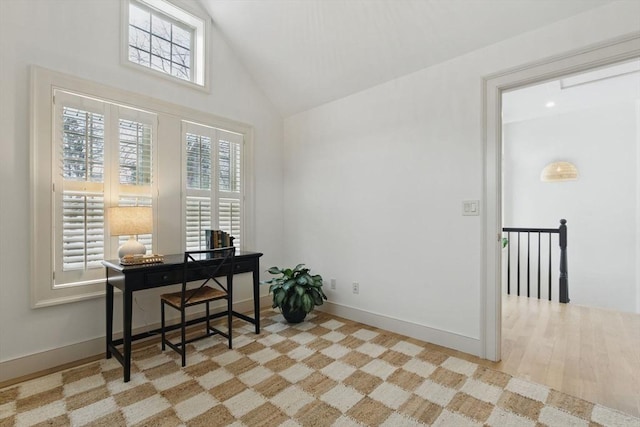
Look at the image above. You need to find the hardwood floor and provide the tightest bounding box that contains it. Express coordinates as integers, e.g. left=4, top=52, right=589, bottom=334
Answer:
left=500, top=294, right=640, bottom=417
left=426, top=295, right=640, bottom=418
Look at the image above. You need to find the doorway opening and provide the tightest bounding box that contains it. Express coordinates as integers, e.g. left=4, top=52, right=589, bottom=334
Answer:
left=482, top=34, right=640, bottom=416
left=481, top=33, right=639, bottom=362
left=501, top=59, right=639, bottom=312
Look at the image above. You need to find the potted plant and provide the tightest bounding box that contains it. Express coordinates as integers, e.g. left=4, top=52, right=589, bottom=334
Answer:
left=262, top=264, right=327, bottom=323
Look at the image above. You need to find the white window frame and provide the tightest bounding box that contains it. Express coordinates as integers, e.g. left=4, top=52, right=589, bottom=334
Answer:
left=30, top=66, right=253, bottom=308
left=47, top=90, right=159, bottom=295
left=53, top=92, right=112, bottom=289
left=121, top=0, right=210, bottom=91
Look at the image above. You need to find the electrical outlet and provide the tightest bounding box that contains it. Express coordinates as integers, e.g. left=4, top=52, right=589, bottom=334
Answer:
left=352, top=282, right=359, bottom=294
left=330, top=278, right=336, bottom=290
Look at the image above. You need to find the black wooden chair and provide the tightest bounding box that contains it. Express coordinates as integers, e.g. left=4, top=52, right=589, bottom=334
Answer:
left=161, top=247, right=235, bottom=366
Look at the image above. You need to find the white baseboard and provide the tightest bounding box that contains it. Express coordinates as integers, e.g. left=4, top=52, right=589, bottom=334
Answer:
left=2, top=297, right=479, bottom=385
left=0, top=295, right=271, bottom=385
left=317, top=301, right=481, bottom=357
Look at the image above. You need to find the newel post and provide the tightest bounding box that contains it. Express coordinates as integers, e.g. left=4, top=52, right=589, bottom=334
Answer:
left=558, top=219, right=569, bottom=303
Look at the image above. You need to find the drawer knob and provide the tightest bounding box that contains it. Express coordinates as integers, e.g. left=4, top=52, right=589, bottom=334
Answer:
left=163, top=275, right=169, bottom=280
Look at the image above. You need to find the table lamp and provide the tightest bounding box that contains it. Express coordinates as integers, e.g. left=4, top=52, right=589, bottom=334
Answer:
left=110, top=206, right=153, bottom=258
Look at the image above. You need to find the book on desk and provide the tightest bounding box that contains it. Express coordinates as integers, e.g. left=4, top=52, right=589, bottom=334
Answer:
left=205, top=230, right=235, bottom=249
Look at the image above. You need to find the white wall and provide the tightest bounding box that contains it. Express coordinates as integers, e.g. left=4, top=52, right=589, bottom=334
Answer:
left=283, top=2, right=640, bottom=355
left=0, top=0, right=283, bottom=369
left=637, top=101, right=640, bottom=313
left=503, top=102, right=639, bottom=313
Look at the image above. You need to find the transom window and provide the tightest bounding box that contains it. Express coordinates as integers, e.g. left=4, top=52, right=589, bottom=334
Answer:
left=128, top=1, right=192, bottom=80
left=123, top=0, right=208, bottom=88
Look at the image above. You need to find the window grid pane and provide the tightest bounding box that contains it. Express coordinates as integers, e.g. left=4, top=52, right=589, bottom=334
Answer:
left=218, top=139, right=241, bottom=193
left=119, top=119, right=152, bottom=185
left=186, top=133, right=211, bottom=190
left=128, top=1, right=194, bottom=82
left=62, top=107, right=105, bottom=182
left=186, top=197, right=211, bottom=251
left=62, top=192, right=105, bottom=271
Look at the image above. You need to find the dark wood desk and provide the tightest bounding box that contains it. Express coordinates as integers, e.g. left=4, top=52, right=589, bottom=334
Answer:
left=103, top=250, right=263, bottom=382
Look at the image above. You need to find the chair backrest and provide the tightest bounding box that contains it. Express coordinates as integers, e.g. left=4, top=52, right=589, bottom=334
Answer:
left=182, top=247, right=236, bottom=305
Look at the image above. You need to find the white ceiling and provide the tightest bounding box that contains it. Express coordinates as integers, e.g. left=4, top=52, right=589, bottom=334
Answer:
left=200, top=0, right=616, bottom=117
left=503, top=59, right=640, bottom=123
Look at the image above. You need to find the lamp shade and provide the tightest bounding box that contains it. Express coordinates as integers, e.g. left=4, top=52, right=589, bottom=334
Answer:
left=540, top=161, right=578, bottom=182
left=110, top=206, right=153, bottom=236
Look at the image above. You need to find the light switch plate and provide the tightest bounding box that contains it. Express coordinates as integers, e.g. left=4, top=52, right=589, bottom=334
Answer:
left=462, top=200, right=480, bottom=216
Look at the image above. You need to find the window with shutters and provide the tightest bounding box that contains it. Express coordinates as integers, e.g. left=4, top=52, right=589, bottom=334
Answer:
left=123, top=0, right=208, bottom=89
left=31, top=67, right=253, bottom=307
left=117, top=116, right=154, bottom=252
left=217, top=137, right=242, bottom=247
left=58, top=105, right=106, bottom=274
left=52, top=90, right=157, bottom=290
left=183, top=122, right=243, bottom=251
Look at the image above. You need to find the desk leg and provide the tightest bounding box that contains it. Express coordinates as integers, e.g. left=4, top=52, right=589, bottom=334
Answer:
left=123, top=290, right=133, bottom=382
left=106, top=275, right=113, bottom=359
left=253, top=260, right=260, bottom=334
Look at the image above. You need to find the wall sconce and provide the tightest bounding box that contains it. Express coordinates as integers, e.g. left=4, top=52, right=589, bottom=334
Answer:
left=540, top=161, right=578, bottom=182
left=109, top=206, right=153, bottom=258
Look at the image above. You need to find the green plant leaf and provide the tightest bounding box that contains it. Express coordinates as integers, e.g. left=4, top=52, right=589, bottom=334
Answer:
left=309, top=277, right=322, bottom=287
left=302, top=293, right=313, bottom=313
left=310, top=289, right=323, bottom=305
left=282, top=279, right=296, bottom=291
left=273, top=289, right=286, bottom=307
left=267, top=266, right=282, bottom=275
left=289, top=293, right=300, bottom=311
left=293, top=263, right=305, bottom=272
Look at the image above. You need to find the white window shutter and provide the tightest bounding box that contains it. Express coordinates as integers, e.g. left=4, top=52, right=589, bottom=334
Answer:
left=218, top=198, right=241, bottom=248
left=62, top=193, right=105, bottom=271
left=183, top=124, right=243, bottom=251
left=185, top=197, right=212, bottom=251
left=56, top=101, right=108, bottom=285
left=53, top=93, right=156, bottom=288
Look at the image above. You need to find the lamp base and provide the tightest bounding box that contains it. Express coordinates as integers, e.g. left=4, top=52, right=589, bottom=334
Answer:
left=118, top=236, right=147, bottom=259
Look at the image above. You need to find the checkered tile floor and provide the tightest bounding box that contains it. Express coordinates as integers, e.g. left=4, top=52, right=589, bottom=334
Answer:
left=1, top=310, right=638, bottom=426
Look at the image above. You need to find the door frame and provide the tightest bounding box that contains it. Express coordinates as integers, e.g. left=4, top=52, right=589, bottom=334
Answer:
left=481, top=33, right=640, bottom=361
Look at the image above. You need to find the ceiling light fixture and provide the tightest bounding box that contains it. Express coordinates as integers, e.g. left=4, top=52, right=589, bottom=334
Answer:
left=540, top=161, right=578, bottom=182
left=545, top=101, right=555, bottom=108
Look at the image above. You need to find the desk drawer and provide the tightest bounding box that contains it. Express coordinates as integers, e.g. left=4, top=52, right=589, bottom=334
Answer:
left=144, top=260, right=254, bottom=287
left=233, top=260, right=255, bottom=274
left=145, top=271, right=180, bottom=286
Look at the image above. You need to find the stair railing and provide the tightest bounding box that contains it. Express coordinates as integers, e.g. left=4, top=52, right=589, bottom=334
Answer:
left=502, top=219, right=569, bottom=303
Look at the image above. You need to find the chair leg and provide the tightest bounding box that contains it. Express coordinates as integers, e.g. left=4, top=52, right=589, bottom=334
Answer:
left=161, top=301, right=166, bottom=351
left=206, top=301, right=211, bottom=334
left=180, top=308, right=186, bottom=367
left=227, top=297, right=233, bottom=349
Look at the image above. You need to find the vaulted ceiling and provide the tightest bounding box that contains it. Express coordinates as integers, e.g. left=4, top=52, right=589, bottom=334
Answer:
left=200, top=0, right=617, bottom=117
